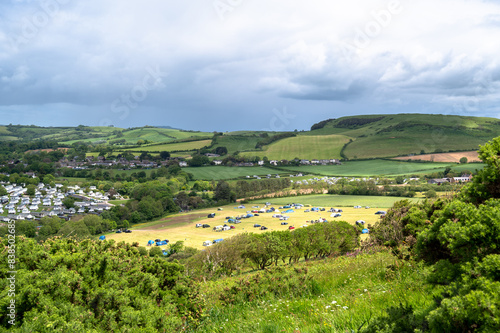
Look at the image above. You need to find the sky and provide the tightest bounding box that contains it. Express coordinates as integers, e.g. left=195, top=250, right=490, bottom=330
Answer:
left=1, top=0, right=500, bottom=131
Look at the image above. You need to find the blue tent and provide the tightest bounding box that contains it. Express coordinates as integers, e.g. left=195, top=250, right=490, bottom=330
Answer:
left=311, top=207, right=319, bottom=212
left=228, top=219, right=235, bottom=223
left=283, top=209, right=294, bottom=213
left=99, top=235, right=106, bottom=240
left=147, top=240, right=155, bottom=246
left=362, top=229, right=369, bottom=234
left=246, top=214, right=253, bottom=217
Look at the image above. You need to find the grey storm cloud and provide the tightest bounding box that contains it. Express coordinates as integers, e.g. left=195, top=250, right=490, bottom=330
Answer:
left=0, top=0, right=500, bottom=130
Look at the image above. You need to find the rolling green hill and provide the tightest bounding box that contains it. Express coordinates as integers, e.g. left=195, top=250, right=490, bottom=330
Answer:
left=306, top=114, right=500, bottom=159
left=4, top=114, right=500, bottom=161
left=241, top=134, right=352, bottom=160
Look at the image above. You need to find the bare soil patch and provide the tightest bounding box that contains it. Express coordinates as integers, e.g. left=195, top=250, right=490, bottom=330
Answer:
left=393, top=151, right=480, bottom=163
left=134, top=213, right=207, bottom=230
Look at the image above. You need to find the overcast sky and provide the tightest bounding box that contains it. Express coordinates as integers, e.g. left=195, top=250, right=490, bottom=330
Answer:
left=1, top=0, right=500, bottom=131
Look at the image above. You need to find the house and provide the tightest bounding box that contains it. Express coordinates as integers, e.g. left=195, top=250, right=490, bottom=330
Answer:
left=453, top=175, right=473, bottom=183
left=269, top=160, right=278, bottom=166
left=179, top=161, right=188, bottom=167
left=213, top=160, right=223, bottom=165
left=258, top=160, right=265, bottom=166
left=300, top=160, right=310, bottom=165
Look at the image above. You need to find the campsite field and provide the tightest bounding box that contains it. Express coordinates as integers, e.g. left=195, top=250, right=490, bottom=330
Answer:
left=105, top=195, right=418, bottom=249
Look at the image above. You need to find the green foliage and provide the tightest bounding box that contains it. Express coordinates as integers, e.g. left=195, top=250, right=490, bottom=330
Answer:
left=219, top=266, right=321, bottom=306
left=0, top=237, right=205, bottom=331
left=460, top=156, right=468, bottom=164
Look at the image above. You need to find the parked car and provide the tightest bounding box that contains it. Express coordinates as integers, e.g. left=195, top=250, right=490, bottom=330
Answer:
left=281, top=222, right=288, bottom=225
left=288, top=226, right=295, bottom=230
left=253, top=224, right=261, bottom=228
left=155, top=239, right=161, bottom=242
left=230, top=225, right=236, bottom=229
left=124, top=229, right=132, bottom=233
left=254, top=213, right=259, bottom=216
left=260, top=226, right=268, bottom=230
left=115, top=230, right=122, bottom=233
left=202, top=224, right=211, bottom=228
left=207, top=213, right=215, bottom=218
left=196, top=223, right=202, bottom=228
left=375, top=211, right=387, bottom=215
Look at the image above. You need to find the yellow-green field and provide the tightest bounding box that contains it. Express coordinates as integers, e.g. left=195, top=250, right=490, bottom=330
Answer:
left=122, top=139, right=212, bottom=152
left=106, top=200, right=389, bottom=249
left=241, top=134, right=352, bottom=160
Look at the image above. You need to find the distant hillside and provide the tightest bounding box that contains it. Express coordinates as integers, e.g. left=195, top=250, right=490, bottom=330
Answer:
left=3, top=114, right=500, bottom=160
left=304, top=114, right=500, bottom=159
left=0, top=125, right=212, bottom=146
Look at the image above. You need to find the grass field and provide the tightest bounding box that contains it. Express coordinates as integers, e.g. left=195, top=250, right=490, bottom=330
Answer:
left=251, top=194, right=421, bottom=208
left=122, top=140, right=211, bottom=152
left=105, top=195, right=417, bottom=249
left=241, top=134, right=352, bottom=160
left=194, top=250, right=436, bottom=332
left=183, top=166, right=287, bottom=180
left=275, top=160, right=485, bottom=177
left=211, top=135, right=262, bottom=154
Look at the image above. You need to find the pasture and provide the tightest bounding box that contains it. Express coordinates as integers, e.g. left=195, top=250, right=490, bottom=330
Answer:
left=122, top=139, right=212, bottom=152
left=275, top=160, right=485, bottom=177
left=183, top=166, right=287, bottom=180
left=105, top=195, right=415, bottom=249
left=241, top=134, right=352, bottom=160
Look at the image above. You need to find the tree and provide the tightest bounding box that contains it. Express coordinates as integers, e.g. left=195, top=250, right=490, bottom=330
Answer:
left=214, top=146, right=228, bottom=156
left=214, top=180, right=235, bottom=202
left=62, top=197, right=75, bottom=209
left=160, top=151, right=170, bottom=159
left=425, top=189, right=437, bottom=198
left=26, top=184, right=36, bottom=196
left=459, top=157, right=468, bottom=164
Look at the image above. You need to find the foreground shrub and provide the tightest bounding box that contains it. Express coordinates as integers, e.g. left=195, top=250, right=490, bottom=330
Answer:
left=0, top=237, right=205, bottom=332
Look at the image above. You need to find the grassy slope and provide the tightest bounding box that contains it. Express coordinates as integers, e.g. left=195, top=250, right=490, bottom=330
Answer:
left=211, top=135, right=262, bottom=154
left=121, top=139, right=212, bottom=152
left=306, top=114, right=500, bottom=159
left=184, top=166, right=287, bottom=180
left=275, top=160, right=485, bottom=177
left=193, top=251, right=435, bottom=333
left=241, top=134, right=352, bottom=160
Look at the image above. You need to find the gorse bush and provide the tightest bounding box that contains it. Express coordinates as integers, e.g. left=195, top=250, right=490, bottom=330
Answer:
left=363, top=136, right=500, bottom=333
left=219, top=266, right=321, bottom=305
left=0, top=237, right=205, bottom=332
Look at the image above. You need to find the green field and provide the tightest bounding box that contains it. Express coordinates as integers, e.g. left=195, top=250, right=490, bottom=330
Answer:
left=122, top=140, right=212, bottom=152
left=242, top=134, right=352, bottom=160
left=275, top=160, right=485, bottom=177
left=211, top=135, right=262, bottom=154
left=183, top=166, right=287, bottom=180
left=251, top=194, right=421, bottom=208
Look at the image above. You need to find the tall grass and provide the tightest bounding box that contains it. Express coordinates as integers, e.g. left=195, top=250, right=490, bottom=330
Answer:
left=189, top=250, right=437, bottom=332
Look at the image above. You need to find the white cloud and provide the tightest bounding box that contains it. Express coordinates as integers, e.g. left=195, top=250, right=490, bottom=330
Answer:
left=0, top=0, right=499, bottom=130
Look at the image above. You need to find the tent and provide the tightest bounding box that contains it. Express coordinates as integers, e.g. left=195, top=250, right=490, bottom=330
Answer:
left=99, top=235, right=106, bottom=240
left=147, top=240, right=155, bottom=246
left=283, top=209, right=294, bottom=213
left=311, top=207, right=319, bottom=212
left=217, top=207, right=223, bottom=211
left=362, top=229, right=369, bottom=234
